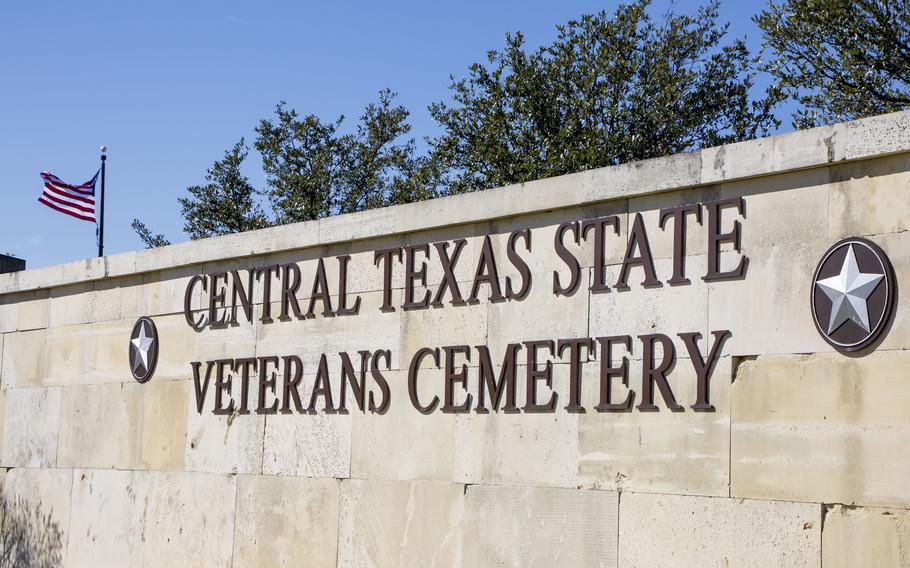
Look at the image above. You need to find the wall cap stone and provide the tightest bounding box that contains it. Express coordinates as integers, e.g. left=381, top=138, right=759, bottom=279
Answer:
left=3, top=110, right=909, bottom=296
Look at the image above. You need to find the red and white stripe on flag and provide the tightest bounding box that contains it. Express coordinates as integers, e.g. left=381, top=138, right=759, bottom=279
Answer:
left=38, top=171, right=98, bottom=223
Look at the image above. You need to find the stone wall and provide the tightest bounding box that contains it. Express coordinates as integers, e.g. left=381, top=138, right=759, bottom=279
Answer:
left=1, top=112, right=909, bottom=567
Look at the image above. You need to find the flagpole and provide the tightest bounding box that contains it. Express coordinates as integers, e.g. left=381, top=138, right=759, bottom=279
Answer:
left=98, top=146, right=107, bottom=257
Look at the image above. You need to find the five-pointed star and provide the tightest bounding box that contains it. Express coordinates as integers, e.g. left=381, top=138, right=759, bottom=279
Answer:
left=816, top=244, right=884, bottom=334
left=131, top=321, right=154, bottom=373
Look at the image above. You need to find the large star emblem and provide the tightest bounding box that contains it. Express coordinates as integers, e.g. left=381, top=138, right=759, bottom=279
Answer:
left=815, top=244, right=883, bottom=334
left=811, top=238, right=896, bottom=353
left=129, top=317, right=158, bottom=382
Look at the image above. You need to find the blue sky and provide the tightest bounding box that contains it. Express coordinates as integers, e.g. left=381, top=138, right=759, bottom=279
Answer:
left=1, top=0, right=779, bottom=268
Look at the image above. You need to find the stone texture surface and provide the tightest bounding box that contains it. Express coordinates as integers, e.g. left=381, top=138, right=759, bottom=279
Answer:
left=485, top=269, right=589, bottom=363
left=830, top=154, right=910, bottom=238
left=1, top=328, right=46, bottom=389
left=822, top=505, right=910, bottom=568
left=619, top=493, right=821, bottom=567
left=351, top=370, right=454, bottom=482
left=67, top=469, right=236, bottom=568
left=463, top=484, right=617, bottom=568
left=2, top=387, right=59, bottom=467
left=44, top=320, right=133, bottom=386
left=590, top=255, right=710, bottom=349
left=233, top=475, right=340, bottom=568
left=263, top=373, right=352, bottom=478
left=57, top=382, right=138, bottom=469
left=56, top=380, right=188, bottom=470
left=66, top=469, right=146, bottom=567
left=584, top=150, right=701, bottom=202
left=185, top=400, right=264, bottom=475
left=701, top=124, right=843, bottom=183
left=16, top=291, right=48, bottom=331
left=141, top=471, right=236, bottom=568
left=2, top=467, right=73, bottom=564
left=578, top=359, right=732, bottom=496
left=846, top=109, right=910, bottom=159
left=454, top=364, right=579, bottom=488
left=337, top=479, right=464, bottom=568
left=732, top=351, right=910, bottom=508
left=138, top=379, right=190, bottom=470
left=708, top=242, right=832, bottom=356
left=256, top=290, right=401, bottom=373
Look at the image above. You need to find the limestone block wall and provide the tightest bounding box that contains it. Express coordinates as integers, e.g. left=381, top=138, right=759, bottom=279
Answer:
left=0, top=112, right=909, bottom=567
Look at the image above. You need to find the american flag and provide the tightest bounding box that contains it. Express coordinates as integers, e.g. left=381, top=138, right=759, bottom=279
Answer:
left=38, top=171, right=99, bottom=223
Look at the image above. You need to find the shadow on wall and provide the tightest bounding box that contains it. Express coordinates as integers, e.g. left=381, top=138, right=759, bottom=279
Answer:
left=0, top=495, right=62, bottom=568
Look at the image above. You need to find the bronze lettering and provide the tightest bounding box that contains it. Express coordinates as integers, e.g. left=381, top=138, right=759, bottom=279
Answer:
left=256, top=355, right=280, bottom=414
left=369, top=349, right=392, bottom=414
left=191, top=360, right=216, bottom=413
left=338, top=351, right=369, bottom=413
left=553, top=221, right=582, bottom=295
left=432, top=240, right=467, bottom=307
left=374, top=247, right=402, bottom=312
left=659, top=204, right=702, bottom=285
left=704, top=197, right=747, bottom=281
left=637, top=334, right=683, bottom=411
left=305, top=258, right=336, bottom=318
left=594, top=335, right=634, bottom=412
left=234, top=357, right=257, bottom=415
left=408, top=347, right=440, bottom=414
left=403, top=244, right=431, bottom=310
left=558, top=337, right=594, bottom=412
left=308, top=354, right=337, bottom=413
left=208, top=272, right=230, bottom=328
left=213, top=358, right=235, bottom=415
left=616, top=213, right=661, bottom=288
left=441, top=345, right=473, bottom=413
left=229, top=270, right=255, bottom=325
left=505, top=229, right=532, bottom=300
left=679, top=330, right=731, bottom=411
left=280, top=355, right=305, bottom=413
left=184, top=275, right=206, bottom=331
left=523, top=339, right=557, bottom=412
left=279, top=263, right=305, bottom=320
left=581, top=216, right=620, bottom=292
left=469, top=235, right=505, bottom=303
left=475, top=344, right=520, bottom=413
left=336, top=255, right=362, bottom=316
left=255, top=264, right=280, bottom=323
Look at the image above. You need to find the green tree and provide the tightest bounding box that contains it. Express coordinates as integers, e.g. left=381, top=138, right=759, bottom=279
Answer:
left=179, top=139, right=270, bottom=239
left=254, top=89, right=429, bottom=224
left=429, top=0, right=782, bottom=194
left=134, top=1, right=789, bottom=246
left=132, top=139, right=268, bottom=248
left=756, top=0, right=910, bottom=129
left=130, top=219, right=170, bottom=248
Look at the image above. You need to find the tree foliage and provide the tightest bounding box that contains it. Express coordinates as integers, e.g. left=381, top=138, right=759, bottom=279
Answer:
left=429, top=0, right=782, bottom=193
left=178, top=139, right=269, bottom=239
left=756, top=0, right=910, bottom=128
left=134, top=0, right=795, bottom=246
left=254, top=89, right=430, bottom=224
left=130, top=219, right=170, bottom=248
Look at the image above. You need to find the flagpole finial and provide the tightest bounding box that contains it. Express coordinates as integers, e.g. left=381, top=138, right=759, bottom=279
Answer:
left=100, top=145, right=107, bottom=154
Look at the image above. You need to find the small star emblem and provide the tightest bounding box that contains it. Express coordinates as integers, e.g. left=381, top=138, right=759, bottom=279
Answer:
left=811, top=238, right=896, bottom=353
left=129, top=317, right=158, bottom=382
